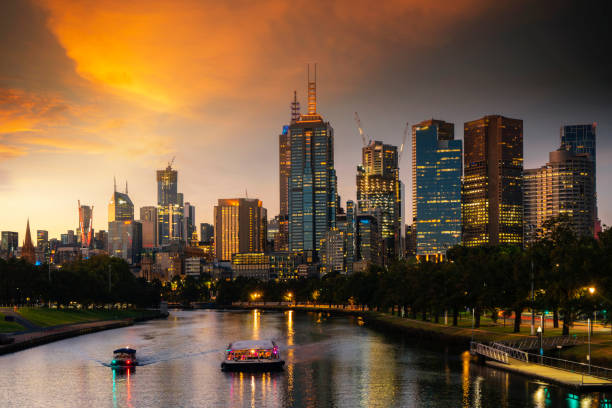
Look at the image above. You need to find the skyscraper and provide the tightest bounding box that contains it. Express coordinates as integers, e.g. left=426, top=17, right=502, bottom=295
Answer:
left=524, top=148, right=595, bottom=243
left=561, top=123, right=598, bottom=233
left=21, top=219, right=36, bottom=264
left=157, top=163, right=183, bottom=245
left=200, top=223, right=213, bottom=243
left=462, top=115, right=523, bottom=247
left=108, top=180, right=134, bottom=222
left=1, top=231, right=18, bottom=258
left=412, top=119, right=462, bottom=259
left=277, top=92, right=299, bottom=252
left=288, top=65, right=337, bottom=254
left=78, top=201, right=94, bottom=248
left=214, top=198, right=267, bottom=261
left=355, top=214, right=381, bottom=266
left=36, top=230, right=48, bottom=250
left=140, top=206, right=158, bottom=248
left=356, top=140, right=403, bottom=260
left=183, top=202, right=197, bottom=245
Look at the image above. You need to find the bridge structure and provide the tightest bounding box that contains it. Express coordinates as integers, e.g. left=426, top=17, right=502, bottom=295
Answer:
left=470, top=340, right=612, bottom=390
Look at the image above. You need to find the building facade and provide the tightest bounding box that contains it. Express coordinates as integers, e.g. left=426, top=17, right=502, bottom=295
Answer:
left=356, top=141, right=404, bottom=261
left=108, top=220, right=142, bottom=265
left=36, top=230, right=48, bottom=250
left=200, top=223, right=214, bottom=243
left=139, top=206, right=158, bottom=248
left=214, top=198, right=267, bottom=261
left=157, top=164, right=183, bottom=245
left=355, top=214, right=381, bottom=266
left=462, top=115, right=523, bottom=247
left=183, top=202, right=197, bottom=245
left=288, top=70, right=337, bottom=254
left=412, top=120, right=462, bottom=259
left=78, top=201, right=94, bottom=248
left=524, top=148, right=595, bottom=243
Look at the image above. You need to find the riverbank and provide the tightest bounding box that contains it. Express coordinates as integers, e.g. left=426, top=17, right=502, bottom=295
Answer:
left=0, top=309, right=168, bottom=355
left=230, top=303, right=612, bottom=367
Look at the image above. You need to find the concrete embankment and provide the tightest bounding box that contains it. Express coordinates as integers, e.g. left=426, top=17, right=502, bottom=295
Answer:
left=0, top=311, right=168, bottom=356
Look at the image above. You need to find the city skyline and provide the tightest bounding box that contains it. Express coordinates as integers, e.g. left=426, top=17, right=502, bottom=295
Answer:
left=1, top=0, right=611, bottom=240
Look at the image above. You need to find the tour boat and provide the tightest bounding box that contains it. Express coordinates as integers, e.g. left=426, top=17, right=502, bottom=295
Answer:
left=110, top=347, right=138, bottom=367
left=221, top=340, right=285, bottom=371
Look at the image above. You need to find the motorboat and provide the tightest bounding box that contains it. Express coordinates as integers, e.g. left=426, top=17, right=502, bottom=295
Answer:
left=110, top=347, right=138, bottom=367
left=221, top=340, right=285, bottom=371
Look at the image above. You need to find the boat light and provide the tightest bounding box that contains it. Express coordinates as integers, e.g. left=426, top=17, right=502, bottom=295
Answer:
left=127, top=360, right=131, bottom=365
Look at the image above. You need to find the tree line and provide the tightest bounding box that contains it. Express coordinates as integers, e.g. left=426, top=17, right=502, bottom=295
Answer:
left=217, top=219, right=612, bottom=335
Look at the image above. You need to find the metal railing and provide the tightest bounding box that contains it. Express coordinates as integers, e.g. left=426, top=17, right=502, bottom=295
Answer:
left=491, top=342, right=529, bottom=362
left=470, top=342, right=509, bottom=364
left=524, top=352, right=612, bottom=382
left=499, top=335, right=583, bottom=351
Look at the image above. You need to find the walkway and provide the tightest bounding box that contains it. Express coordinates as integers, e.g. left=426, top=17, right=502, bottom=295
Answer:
left=0, top=307, right=41, bottom=331
left=487, top=358, right=612, bottom=390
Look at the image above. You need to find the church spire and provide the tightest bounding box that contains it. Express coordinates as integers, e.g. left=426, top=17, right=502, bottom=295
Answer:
left=22, top=218, right=35, bottom=264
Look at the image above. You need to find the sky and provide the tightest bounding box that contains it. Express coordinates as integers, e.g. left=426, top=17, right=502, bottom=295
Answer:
left=1, top=0, right=611, bottom=240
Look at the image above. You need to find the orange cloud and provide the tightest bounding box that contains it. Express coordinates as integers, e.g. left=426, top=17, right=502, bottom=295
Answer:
left=36, top=0, right=489, bottom=115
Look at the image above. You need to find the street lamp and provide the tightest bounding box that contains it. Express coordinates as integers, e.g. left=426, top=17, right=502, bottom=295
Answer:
left=537, top=326, right=543, bottom=362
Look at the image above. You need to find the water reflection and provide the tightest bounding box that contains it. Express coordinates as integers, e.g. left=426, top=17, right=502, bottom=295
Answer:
left=2, top=310, right=612, bottom=407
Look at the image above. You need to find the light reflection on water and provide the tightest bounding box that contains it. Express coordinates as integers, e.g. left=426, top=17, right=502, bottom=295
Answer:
left=0, top=309, right=611, bottom=407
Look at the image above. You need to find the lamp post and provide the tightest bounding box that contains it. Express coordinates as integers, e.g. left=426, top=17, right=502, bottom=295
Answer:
left=588, top=317, right=591, bottom=374
left=537, top=326, right=543, bottom=362
left=531, top=260, right=535, bottom=336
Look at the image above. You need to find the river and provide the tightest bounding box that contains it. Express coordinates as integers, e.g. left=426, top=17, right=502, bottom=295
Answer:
left=0, top=309, right=609, bottom=407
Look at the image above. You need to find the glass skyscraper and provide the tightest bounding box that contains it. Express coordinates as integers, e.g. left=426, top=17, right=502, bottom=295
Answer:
left=412, top=119, right=462, bottom=258
left=463, top=115, right=523, bottom=247
left=561, top=124, right=596, bottom=163
left=288, top=69, right=337, bottom=254
left=356, top=141, right=403, bottom=261
left=157, top=164, right=183, bottom=245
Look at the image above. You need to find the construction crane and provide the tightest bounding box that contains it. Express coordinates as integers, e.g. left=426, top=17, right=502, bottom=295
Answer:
left=168, top=156, right=175, bottom=169
left=354, top=112, right=367, bottom=147
left=398, top=122, right=409, bottom=164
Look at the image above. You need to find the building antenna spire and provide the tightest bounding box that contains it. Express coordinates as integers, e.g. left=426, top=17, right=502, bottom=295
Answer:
left=307, top=63, right=317, bottom=115
left=113, top=176, right=116, bottom=193
left=125, top=180, right=128, bottom=194
left=291, top=90, right=300, bottom=123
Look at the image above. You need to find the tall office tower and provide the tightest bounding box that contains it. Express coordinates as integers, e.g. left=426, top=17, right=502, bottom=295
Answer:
left=319, top=228, right=344, bottom=275
left=94, top=230, right=108, bottom=251
left=462, top=115, right=523, bottom=246
left=108, top=180, right=134, bottom=222
left=560, top=124, right=598, bottom=233
left=288, top=65, right=337, bottom=254
left=183, top=202, right=197, bottom=245
left=36, top=230, right=48, bottom=249
left=356, top=140, right=403, bottom=261
left=277, top=93, right=299, bottom=252
left=139, top=206, right=158, bottom=248
left=78, top=201, right=94, bottom=248
left=1, top=231, right=18, bottom=258
left=21, top=219, right=36, bottom=264
left=108, top=220, right=142, bottom=265
left=199, top=223, right=213, bottom=243
left=411, top=120, right=462, bottom=260
left=157, top=163, right=183, bottom=245
left=355, top=214, right=382, bottom=266
left=345, top=200, right=355, bottom=274
left=214, top=198, right=267, bottom=261
left=524, top=148, right=595, bottom=243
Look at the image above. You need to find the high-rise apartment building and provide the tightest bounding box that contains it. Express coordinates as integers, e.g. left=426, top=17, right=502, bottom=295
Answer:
left=412, top=120, right=462, bottom=259
left=462, top=115, right=523, bottom=247
left=94, top=230, right=108, bottom=251
left=357, top=140, right=404, bottom=260
left=214, top=198, right=267, bottom=261
left=78, top=201, right=94, bottom=248
left=157, top=163, right=183, bottom=245
left=319, top=228, right=344, bottom=275
left=139, top=206, right=158, bottom=248
left=524, top=148, right=595, bottom=243
left=108, top=220, right=142, bottom=265
left=183, top=202, right=197, bottom=245
left=288, top=66, right=337, bottom=254
left=36, top=230, right=48, bottom=250
left=200, top=223, right=213, bottom=243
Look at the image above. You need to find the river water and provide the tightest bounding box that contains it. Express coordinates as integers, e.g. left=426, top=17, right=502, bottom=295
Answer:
left=0, top=309, right=609, bottom=407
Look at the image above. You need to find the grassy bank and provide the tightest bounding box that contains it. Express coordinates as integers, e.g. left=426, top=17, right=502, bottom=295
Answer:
left=0, top=313, right=24, bottom=333
left=17, top=308, right=160, bottom=327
